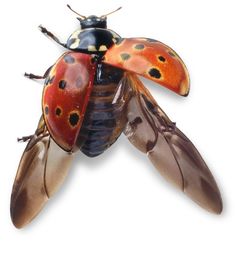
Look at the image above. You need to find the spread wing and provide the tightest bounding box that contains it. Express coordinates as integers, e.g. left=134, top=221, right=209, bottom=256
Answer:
left=103, top=38, right=190, bottom=96
left=123, top=74, right=222, bottom=213
left=11, top=121, right=73, bottom=228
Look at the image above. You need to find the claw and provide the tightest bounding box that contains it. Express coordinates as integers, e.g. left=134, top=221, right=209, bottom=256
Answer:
left=38, top=25, right=67, bottom=49
left=24, top=72, right=33, bottom=79
left=38, top=25, right=51, bottom=37
left=38, top=25, right=46, bottom=33
left=24, top=72, right=45, bottom=80
left=17, top=135, right=33, bottom=143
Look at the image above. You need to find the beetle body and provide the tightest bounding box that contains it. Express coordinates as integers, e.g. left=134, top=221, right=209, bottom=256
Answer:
left=11, top=6, right=222, bottom=228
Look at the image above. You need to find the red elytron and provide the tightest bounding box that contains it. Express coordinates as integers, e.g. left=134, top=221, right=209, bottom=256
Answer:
left=103, top=38, right=190, bottom=95
left=43, top=52, right=96, bottom=151
left=12, top=5, right=222, bottom=229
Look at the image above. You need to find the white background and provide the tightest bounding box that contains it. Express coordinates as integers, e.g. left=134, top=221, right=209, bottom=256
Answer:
left=0, top=0, right=234, bottom=255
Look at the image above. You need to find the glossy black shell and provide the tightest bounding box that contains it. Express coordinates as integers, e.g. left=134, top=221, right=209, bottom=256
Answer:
left=67, top=28, right=120, bottom=54
left=77, top=63, right=130, bottom=157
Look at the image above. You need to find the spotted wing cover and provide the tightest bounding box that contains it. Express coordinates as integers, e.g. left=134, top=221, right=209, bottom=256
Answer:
left=11, top=131, right=73, bottom=228
left=103, top=38, right=190, bottom=96
left=43, top=52, right=96, bottom=152
left=123, top=74, right=222, bottom=213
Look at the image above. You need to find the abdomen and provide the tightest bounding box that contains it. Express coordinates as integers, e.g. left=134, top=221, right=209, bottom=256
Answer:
left=77, top=64, right=130, bottom=157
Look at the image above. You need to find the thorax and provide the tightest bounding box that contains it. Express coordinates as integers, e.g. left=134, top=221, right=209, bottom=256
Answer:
left=67, top=28, right=120, bottom=54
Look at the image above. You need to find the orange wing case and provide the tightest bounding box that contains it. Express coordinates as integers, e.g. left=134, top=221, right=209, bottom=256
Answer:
left=42, top=52, right=96, bottom=151
left=103, top=38, right=190, bottom=96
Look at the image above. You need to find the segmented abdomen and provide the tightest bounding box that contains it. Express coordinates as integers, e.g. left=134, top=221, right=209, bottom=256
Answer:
left=77, top=64, right=129, bottom=157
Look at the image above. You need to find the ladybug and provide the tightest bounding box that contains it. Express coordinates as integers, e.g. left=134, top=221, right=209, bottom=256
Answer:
left=12, top=5, right=222, bottom=228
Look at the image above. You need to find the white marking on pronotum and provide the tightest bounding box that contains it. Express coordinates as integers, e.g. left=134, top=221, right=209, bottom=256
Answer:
left=88, top=45, right=97, bottom=51
left=70, top=39, right=80, bottom=49
left=99, top=45, right=108, bottom=51
left=70, top=29, right=81, bottom=39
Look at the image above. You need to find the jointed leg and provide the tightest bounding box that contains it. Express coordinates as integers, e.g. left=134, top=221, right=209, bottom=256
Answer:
left=18, top=116, right=49, bottom=146
left=39, top=25, right=67, bottom=49
left=24, top=73, right=46, bottom=80
left=17, top=135, right=33, bottom=142
left=24, top=66, right=52, bottom=80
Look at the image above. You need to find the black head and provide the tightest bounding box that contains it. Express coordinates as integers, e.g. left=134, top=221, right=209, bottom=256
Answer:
left=80, top=15, right=107, bottom=29
left=67, top=5, right=121, bottom=29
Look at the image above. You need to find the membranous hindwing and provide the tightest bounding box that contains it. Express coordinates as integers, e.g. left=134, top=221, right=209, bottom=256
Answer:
left=124, top=74, right=222, bottom=213
left=42, top=52, right=96, bottom=152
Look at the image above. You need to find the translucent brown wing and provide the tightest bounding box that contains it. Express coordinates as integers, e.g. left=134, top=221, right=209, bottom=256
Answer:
left=124, top=74, right=222, bottom=213
left=11, top=120, right=73, bottom=228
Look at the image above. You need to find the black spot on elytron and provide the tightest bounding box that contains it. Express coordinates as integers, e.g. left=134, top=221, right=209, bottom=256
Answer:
left=120, top=53, right=131, bottom=61
left=158, top=56, right=166, bottom=62
left=59, top=80, right=67, bottom=89
left=45, top=106, right=49, bottom=115
left=135, top=44, right=145, bottom=50
left=168, top=51, right=176, bottom=57
left=69, top=112, right=80, bottom=127
left=115, top=38, right=124, bottom=45
left=55, top=107, right=62, bottom=116
left=64, top=55, right=75, bottom=64
left=148, top=68, right=161, bottom=79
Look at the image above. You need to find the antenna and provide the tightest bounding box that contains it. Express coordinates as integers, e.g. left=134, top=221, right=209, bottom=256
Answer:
left=100, top=7, right=122, bottom=18
left=67, top=4, right=86, bottom=19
